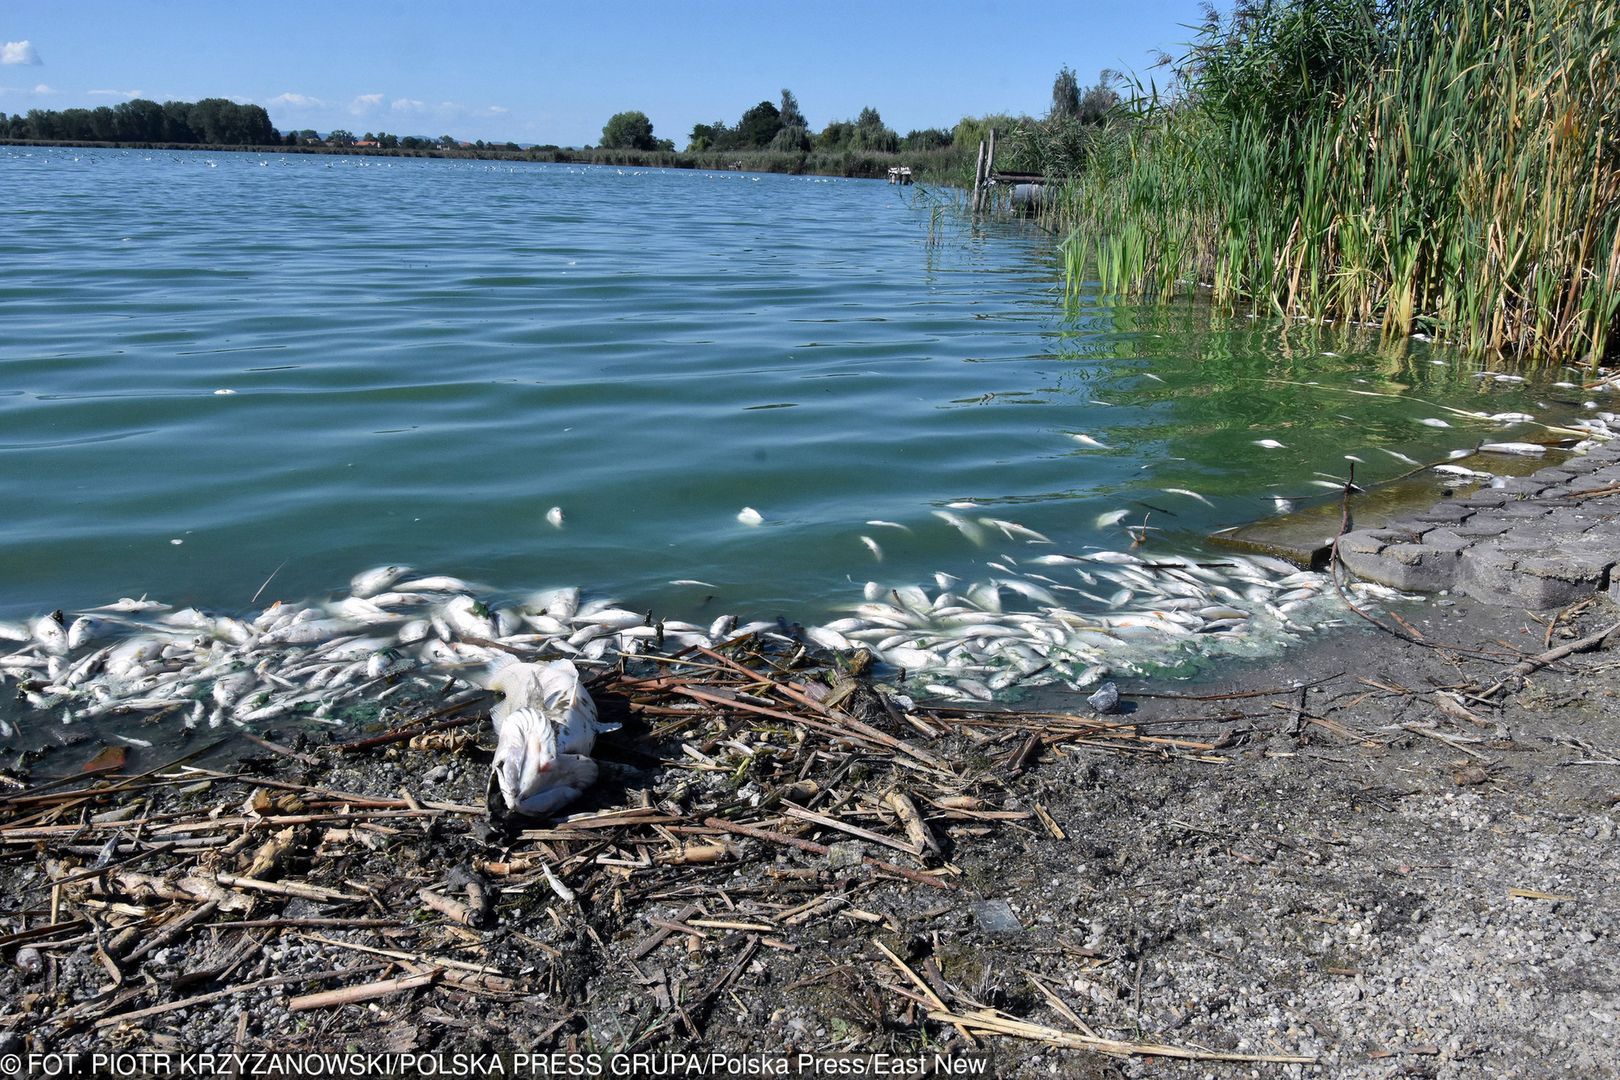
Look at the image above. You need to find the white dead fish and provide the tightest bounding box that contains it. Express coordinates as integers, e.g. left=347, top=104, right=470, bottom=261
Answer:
left=982, top=518, right=1052, bottom=544
left=1070, top=433, right=1111, bottom=450
left=546, top=506, right=565, bottom=528
left=1478, top=442, right=1545, bottom=456
left=1419, top=418, right=1451, bottom=428
left=442, top=595, right=499, bottom=640
left=350, top=565, right=411, bottom=599
left=932, top=510, right=986, bottom=546
left=1094, top=509, right=1129, bottom=528
left=1253, top=439, right=1286, bottom=450
left=397, top=574, right=475, bottom=594
left=737, top=507, right=764, bottom=526
left=90, top=596, right=172, bottom=613
left=860, top=536, right=883, bottom=561
left=1162, top=488, right=1215, bottom=508
left=31, top=616, right=69, bottom=656
left=865, top=520, right=911, bottom=531
left=66, top=616, right=111, bottom=650
left=1379, top=448, right=1421, bottom=466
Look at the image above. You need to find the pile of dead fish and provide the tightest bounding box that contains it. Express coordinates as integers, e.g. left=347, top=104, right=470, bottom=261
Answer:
left=0, top=550, right=1388, bottom=741
left=812, top=551, right=1397, bottom=701
left=0, top=568, right=775, bottom=744
left=0, top=550, right=1380, bottom=744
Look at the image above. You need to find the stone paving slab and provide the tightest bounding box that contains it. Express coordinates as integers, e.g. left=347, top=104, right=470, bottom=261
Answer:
left=1337, top=441, right=1620, bottom=608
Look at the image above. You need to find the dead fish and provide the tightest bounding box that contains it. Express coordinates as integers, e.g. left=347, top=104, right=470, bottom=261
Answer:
left=1419, top=418, right=1451, bottom=428
left=1379, top=448, right=1421, bottom=466
left=860, top=536, right=883, bottom=561
left=1253, top=439, right=1286, bottom=449
left=736, top=506, right=764, bottom=526
left=1070, top=433, right=1112, bottom=450
left=865, top=520, right=911, bottom=531
left=397, top=574, right=475, bottom=593
left=66, top=616, right=111, bottom=650
left=1162, top=488, right=1215, bottom=508
left=1095, top=509, right=1129, bottom=528
left=350, top=564, right=411, bottom=599
left=982, top=518, right=1052, bottom=544
left=31, top=615, right=69, bottom=656
left=932, top=510, right=986, bottom=546
left=90, top=596, right=172, bottom=613
left=546, top=506, right=565, bottom=528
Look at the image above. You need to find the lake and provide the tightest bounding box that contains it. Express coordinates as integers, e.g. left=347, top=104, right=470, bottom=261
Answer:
left=0, top=147, right=1584, bottom=734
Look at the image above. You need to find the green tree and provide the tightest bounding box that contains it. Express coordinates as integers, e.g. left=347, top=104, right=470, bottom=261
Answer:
left=327, top=129, right=355, bottom=146
left=735, top=101, right=781, bottom=148
left=1050, top=65, right=1081, bottom=119
left=601, top=110, right=658, bottom=150
left=778, top=89, right=806, bottom=130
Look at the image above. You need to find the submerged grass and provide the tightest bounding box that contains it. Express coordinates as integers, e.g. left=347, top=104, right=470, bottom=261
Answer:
left=1056, top=0, right=1620, bottom=367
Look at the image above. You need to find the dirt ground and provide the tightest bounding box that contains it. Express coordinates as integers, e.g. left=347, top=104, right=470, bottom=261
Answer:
left=1, top=590, right=1616, bottom=1079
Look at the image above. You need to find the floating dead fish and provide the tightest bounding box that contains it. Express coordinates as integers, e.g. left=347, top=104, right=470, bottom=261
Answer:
left=736, top=507, right=764, bottom=526
left=860, top=536, right=883, bottom=561
left=1253, top=439, right=1286, bottom=450
left=1162, top=488, right=1215, bottom=508
left=546, top=506, right=565, bottom=528
left=351, top=565, right=411, bottom=599
left=932, top=510, right=986, bottom=546
left=1070, top=433, right=1111, bottom=450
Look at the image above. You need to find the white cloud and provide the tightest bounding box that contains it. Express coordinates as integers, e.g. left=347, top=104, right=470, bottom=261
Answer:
left=88, top=88, right=142, bottom=99
left=348, top=92, right=383, bottom=115
left=32, top=82, right=53, bottom=94
left=390, top=97, right=425, bottom=112
left=270, top=92, right=323, bottom=108
left=1, top=40, right=41, bottom=66
left=483, top=105, right=509, bottom=115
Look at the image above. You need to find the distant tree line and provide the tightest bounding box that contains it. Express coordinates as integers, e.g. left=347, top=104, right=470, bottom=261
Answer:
left=678, top=91, right=948, bottom=156
left=0, top=98, right=275, bottom=145
left=597, top=83, right=1110, bottom=176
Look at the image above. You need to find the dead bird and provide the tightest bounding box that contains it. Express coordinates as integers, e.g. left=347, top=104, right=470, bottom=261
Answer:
left=487, top=659, right=619, bottom=817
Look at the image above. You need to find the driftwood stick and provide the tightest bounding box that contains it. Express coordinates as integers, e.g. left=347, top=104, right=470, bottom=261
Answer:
left=94, top=963, right=388, bottom=1028
left=703, top=817, right=952, bottom=891
left=288, top=969, right=442, bottom=1012
left=1478, top=621, right=1620, bottom=698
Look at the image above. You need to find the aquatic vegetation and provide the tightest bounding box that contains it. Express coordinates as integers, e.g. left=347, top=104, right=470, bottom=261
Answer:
left=1057, top=0, right=1620, bottom=367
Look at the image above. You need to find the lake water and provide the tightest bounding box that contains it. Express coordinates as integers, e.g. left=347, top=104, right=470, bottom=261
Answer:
left=0, top=147, right=1584, bottom=726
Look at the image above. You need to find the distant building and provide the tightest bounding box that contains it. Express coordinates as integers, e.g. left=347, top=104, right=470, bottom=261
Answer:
left=354, top=140, right=379, bottom=149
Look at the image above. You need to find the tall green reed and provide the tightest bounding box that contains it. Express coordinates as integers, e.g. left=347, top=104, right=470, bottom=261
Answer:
left=1059, top=0, right=1620, bottom=367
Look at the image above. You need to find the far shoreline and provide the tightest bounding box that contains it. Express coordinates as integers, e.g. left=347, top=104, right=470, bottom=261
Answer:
left=0, top=137, right=966, bottom=184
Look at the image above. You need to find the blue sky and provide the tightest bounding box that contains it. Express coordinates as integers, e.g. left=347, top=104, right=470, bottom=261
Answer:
left=1, top=1, right=1208, bottom=146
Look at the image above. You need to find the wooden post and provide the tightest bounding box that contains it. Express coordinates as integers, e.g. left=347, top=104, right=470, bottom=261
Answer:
left=985, top=128, right=997, bottom=210
left=971, top=140, right=986, bottom=213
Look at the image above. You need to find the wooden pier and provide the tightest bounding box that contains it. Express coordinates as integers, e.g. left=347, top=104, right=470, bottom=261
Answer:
left=971, top=129, right=1053, bottom=214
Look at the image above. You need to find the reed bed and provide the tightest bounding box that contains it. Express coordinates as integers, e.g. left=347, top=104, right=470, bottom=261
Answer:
left=1057, top=0, right=1620, bottom=367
